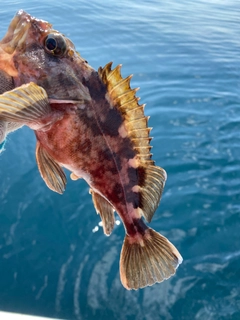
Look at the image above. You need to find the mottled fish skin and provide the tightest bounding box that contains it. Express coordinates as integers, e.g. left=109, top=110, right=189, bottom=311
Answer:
left=36, top=70, right=141, bottom=232
left=0, top=10, right=183, bottom=290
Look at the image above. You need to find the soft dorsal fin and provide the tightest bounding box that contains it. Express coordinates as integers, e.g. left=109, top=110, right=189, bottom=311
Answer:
left=137, top=164, right=167, bottom=222
left=98, top=62, right=153, bottom=164
left=36, top=141, right=66, bottom=194
left=90, top=189, right=115, bottom=236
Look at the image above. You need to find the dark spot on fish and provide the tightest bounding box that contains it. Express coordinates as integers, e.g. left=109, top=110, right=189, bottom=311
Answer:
left=83, top=72, right=124, bottom=136
left=110, top=183, right=124, bottom=204
left=91, top=165, right=105, bottom=179
left=127, top=167, right=138, bottom=185
left=97, top=150, right=122, bottom=175
left=83, top=71, right=107, bottom=101
left=126, top=191, right=139, bottom=208
left=119, top=138, right=136, bottom=159
left=99, top=148, right=112, bottom=161
left=58, top=72, right=76, bottom=88
left=113, top=152, right=122, bottom=172
left=113, top=183, right=123, bottom=195
left=138, top=166, right=146, bottom=187
left=44, top=51, right=61, bottom=63
left=108, top=166, right=118, bottom=175
left=79, top=138, right=92, bottom=154
left=127, top=218, right=148, bottom=237
left=100, top=108, right=123, bottom=136
left=40, top=78, right=51, bottom=91
left=77, top=108, right=101, bottom=137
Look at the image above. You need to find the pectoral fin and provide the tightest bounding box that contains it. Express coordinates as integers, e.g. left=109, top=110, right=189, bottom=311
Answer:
left=36, top=141, right=66, bottom=194
left=90, top=189, right=115, bottom=236
left=0, top=82, right=51, bottom=124
left=0, top=119, right=23, bottom=153
left=6, top=121, right=23, bottom=133
left=0, top=120, right=7, bottom=143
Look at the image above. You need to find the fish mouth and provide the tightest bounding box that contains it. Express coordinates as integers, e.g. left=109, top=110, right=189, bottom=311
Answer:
left=0, top=10, right=51, bottom=54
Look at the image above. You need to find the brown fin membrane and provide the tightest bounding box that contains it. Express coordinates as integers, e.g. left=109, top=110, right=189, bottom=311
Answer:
left=138, top=165, right=167, bottom=222
left=98, top=63, right=167, bottom=222
left=120, top=228, right=183, bottom=290
left=36, top=141, right=66, bottom=194
left=0, top=82, right=51, bottom=123
left=90, top=189, right=115, bottom=236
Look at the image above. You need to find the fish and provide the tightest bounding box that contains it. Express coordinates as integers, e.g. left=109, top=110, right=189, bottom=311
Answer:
left=0, top=10, right=182, bottom=290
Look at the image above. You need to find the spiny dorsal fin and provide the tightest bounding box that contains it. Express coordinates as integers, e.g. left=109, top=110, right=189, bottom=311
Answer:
left=98, top=62, right=152, bottom=163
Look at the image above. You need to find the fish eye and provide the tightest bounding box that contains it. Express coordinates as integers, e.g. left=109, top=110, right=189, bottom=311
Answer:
left=44, top=34, right=67, bottom=56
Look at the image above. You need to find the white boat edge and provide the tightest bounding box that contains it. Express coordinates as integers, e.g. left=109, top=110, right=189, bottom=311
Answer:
left=0, top=311, right=62, bottom=319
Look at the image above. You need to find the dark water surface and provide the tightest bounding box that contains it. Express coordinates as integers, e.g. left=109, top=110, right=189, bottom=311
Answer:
left=0, top=1, right=240, bottom=319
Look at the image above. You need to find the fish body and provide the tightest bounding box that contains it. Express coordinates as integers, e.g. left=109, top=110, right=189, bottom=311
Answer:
left=0, top=11, right=182, bottom=289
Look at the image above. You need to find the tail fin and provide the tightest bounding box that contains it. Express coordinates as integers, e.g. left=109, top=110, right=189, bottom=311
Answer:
left=120, top=228, right=182, bottom=290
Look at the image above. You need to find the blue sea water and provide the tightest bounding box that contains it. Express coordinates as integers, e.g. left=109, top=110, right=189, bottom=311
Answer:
left=0, top=0, right=240, bottom=319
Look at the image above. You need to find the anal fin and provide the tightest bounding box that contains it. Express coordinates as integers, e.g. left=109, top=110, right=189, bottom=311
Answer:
left=90, top=189, right=115, bottom=236
left=36, top=141, right=66, bottom=194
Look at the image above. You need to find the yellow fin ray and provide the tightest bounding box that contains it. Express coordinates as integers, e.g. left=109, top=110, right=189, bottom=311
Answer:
left=120, top=228, right=183, bottom=290
left=36, top=142, right=66, bottom=194
left=125, top=117, right=149, bottom=131
left=108, top=75, right=132, bottom=96
left=98, top=63, right=152, bottom=163
left=113, top=89, right=139, bottom=106
left=137, top=165, right=167, bottom=222
left=0, top=82, right=50, bottom=123
left=119, top=105, right=145, bottom=123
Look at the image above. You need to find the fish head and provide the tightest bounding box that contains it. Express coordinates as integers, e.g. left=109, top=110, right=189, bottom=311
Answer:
left=0, top=10, right=93, bottom=101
